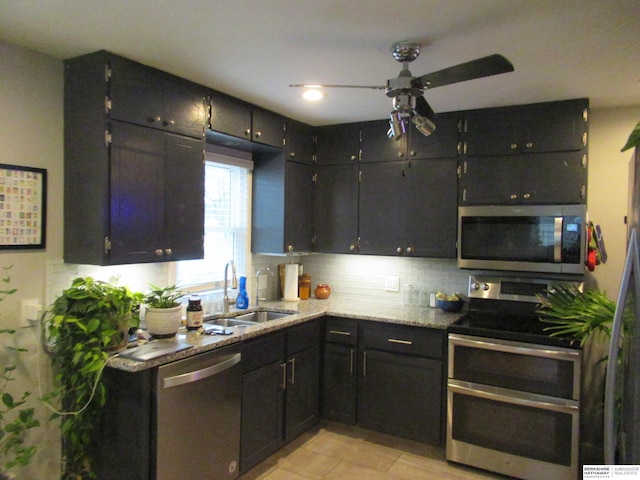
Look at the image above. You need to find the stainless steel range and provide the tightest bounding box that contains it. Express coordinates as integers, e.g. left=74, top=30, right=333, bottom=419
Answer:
left=446, top=275, right=582, bottom=480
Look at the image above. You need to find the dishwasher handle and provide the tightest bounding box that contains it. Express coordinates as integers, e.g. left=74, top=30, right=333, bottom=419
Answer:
left=163, top=352, right=241, bottom=389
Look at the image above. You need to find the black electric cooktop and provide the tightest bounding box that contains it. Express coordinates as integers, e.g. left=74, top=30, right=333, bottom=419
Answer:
left=448, top=301, right=580, bottom=349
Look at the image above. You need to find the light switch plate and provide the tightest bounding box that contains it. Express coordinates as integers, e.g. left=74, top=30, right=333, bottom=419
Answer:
left=384, top=276, right=399, bottom=292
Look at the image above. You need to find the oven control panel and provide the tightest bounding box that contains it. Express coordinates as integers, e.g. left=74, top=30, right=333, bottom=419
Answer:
left=467, top=275, right=582, bottom=303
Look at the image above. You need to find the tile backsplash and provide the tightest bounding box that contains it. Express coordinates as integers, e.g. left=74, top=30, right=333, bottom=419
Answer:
left=47, top=254, right=469, bottom=312
left=251, top=253, right=469, bottom=306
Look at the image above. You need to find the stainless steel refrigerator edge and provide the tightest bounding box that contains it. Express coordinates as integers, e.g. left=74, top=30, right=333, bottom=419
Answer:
left=605, top=146, right=640, bottom=464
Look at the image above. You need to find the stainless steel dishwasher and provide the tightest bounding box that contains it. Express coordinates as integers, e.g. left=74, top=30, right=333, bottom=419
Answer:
left=155, top=344, right=242, bottom=480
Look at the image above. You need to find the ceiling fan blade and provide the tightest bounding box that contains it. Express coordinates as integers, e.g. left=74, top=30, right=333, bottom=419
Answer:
left=414, top=95, right=436, bottom=121
left=289, top=84, right=386, bottom=90
left=415, top=54, right=514, bottom=89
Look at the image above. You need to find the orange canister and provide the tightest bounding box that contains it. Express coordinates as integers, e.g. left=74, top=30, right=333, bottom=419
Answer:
left=314, top=284, right=331, bottom=299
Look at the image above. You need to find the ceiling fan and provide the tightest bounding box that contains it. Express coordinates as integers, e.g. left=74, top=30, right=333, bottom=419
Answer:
left=290, top=41, right=514, bottom=139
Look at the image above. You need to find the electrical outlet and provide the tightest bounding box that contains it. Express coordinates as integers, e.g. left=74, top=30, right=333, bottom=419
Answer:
left=20, top=298, right=42, bottom=325
left=384, top=276, right=400, bottom=292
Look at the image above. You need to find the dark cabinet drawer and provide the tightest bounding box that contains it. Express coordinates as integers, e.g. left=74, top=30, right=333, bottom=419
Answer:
left=361, top=322, right=444, bottom=359
left=286, top=320, right=321, bottom=356
left=325, top=317, right=358, bottom=346
left=242, top=332, right=286, bottom=373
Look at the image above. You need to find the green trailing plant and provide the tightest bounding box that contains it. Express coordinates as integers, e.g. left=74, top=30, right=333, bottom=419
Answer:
left=143, top=284, right=184, bottom=308
left=43, top=277, right=143, bottom=479
left=0, top=265, right=40, bottom=476
left=537, top=284, right=616, bottom=345
left=621, top=119, right=640, bottom=152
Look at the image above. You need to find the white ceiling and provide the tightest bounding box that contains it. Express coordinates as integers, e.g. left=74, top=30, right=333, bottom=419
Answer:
left=1, top=0, right=639, bottom=126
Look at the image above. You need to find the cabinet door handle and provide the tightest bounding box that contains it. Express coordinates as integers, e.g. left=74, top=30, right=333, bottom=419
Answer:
left=255, top=131, right=262, bottom=139
left=363, top=351, right=367, bottom=377
left=289, top=358, right=296, bottom=385
left=388, top=338, right=413, bottom=345
left=349, top=348, right=354, bottom=374
left=510, top=143, right=518, bottom=150
left=329, top=330, right=351, bottom=336
left=281, top=362, right=287, bottom=390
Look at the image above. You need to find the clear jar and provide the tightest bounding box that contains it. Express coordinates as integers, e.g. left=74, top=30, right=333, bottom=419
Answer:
left=419, top=287, right=430, bottom=307
left=404, top=284, right=419, bottom=306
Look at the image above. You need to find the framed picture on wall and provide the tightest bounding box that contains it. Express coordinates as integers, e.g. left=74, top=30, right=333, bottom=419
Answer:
left=0, top=163, right=47, bottom=250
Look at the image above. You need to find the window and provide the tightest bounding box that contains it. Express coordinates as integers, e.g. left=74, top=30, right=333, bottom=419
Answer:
left=175, top=150, right=252, bottom=290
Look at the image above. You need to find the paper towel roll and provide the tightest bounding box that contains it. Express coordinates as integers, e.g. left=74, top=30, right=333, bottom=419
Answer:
left=283, top=264, right=299, bottom=301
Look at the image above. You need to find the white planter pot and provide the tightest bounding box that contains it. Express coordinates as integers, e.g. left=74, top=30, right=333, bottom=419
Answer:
left=144, top=305, right=182, bottom=338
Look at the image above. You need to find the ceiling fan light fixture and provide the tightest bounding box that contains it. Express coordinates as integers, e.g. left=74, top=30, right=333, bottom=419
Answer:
left=412, top=113, right=436, bottom=137
left=302, top=88, right=325, bottom=101
left=387, top=111, right=406, bottom=140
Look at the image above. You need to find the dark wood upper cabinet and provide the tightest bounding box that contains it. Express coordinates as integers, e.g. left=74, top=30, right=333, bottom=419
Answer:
left=108, top=54, right=207, bottom=139
left=408, top=111, right=462, bottom=159
left=359, top=158, right=458, bottom=258
left=252, top=152, right=314, bottom=254
left=464, top=98, right=588, bottom=156
left=285, top=119, right=315, bottom=164
left=460, top=151, right=587, bottom=205
left=313, top=164, right=360, bottom=254
left=63, top=50, right=205, bottom=265
left=208, top=91, right=253, bottom=140
left=252, top=107, right=286, bottom=148
left=360, top=120, right=405, bottom=163
left=314, top=123, right=361, bottom=165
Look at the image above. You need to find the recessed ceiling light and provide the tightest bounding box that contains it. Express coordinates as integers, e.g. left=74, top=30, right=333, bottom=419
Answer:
left=302, top=89, right=325, bottom=101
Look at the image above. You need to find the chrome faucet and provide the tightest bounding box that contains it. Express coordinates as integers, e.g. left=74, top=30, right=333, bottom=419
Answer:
left=255, top=267, right=274, bottom=307
left=223, top=260, right=238, bottom=313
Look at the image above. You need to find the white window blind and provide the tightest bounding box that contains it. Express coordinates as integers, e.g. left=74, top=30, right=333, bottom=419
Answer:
left=176, top=151, right=252, bottom=289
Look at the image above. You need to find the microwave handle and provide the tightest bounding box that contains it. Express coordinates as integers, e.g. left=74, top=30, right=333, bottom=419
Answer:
left=554, top=217, right=563, bottom=262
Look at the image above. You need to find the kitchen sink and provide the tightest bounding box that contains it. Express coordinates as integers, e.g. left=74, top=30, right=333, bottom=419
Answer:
left=234, top=310, right=295, bottom=323
left=205, top=310, right=296, bottom=328
left=205, top=318, right=257, bottom=327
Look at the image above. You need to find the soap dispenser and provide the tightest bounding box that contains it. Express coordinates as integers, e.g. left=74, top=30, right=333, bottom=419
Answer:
left=236, top=276, right=249, bottom=309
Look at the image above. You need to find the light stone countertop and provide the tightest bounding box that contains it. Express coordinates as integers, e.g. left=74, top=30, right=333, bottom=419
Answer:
left=107, top=295, right=466, bottom=372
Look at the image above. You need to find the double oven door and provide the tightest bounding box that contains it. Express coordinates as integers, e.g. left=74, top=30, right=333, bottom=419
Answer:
left=447, top=333, right=581, bottom=480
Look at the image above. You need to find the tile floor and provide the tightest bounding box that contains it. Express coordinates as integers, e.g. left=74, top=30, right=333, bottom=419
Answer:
left=238, top=421, right=509, bottom=480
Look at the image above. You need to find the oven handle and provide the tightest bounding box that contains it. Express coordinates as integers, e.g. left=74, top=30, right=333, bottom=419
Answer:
left=448, top=333, right=580, bottom=361
left=448, top=379, right=579, bottom=414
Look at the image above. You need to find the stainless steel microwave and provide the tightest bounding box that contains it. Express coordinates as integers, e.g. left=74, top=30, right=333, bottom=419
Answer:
left=458, top=205, right=587, bottom=274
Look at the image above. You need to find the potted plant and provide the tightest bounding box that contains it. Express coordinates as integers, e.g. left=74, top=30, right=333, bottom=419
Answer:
left=43, top=277, right=143, bottom=479
left=0, top=266, right=40, bottom=478
left=142, top=284, right=185, bottom=338
left=537, top=284, right=616, bottom=345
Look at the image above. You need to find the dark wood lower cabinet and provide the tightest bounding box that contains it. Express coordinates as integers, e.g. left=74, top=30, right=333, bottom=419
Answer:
left=358, top=349, right=442, bottom=445
left=322, top=342, right=357, bottom=424
left=285, top=344, right=320, bottom=442
left=240, top=321, right=320, bottom=473
left=241, top=360, right=285, bottom=472
left=322, top=319, right=445, bottom=446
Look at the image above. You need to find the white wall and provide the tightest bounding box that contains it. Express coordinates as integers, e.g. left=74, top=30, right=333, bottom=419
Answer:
left=587, top=106, right=640, bottom=298
left=0, top=41, right=62, bottom=477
